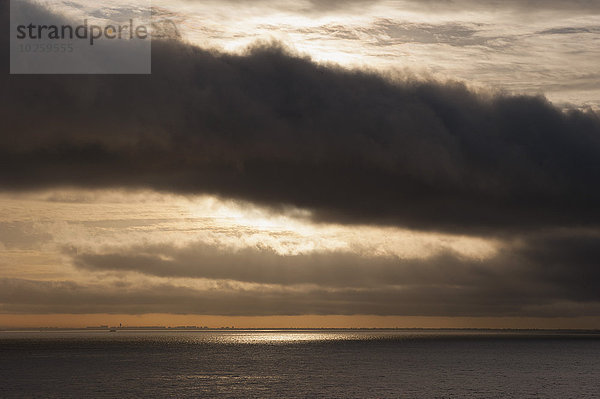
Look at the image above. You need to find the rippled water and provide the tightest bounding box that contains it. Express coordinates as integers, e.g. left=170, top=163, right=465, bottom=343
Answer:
left=1, top=330, right=599, bottom=398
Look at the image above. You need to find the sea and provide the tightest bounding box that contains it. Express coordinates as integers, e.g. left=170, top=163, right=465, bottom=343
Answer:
left=1, top=329, right=599, bottom=398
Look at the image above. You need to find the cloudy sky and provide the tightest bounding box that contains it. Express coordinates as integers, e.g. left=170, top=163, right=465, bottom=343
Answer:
left=1, top=0, right=600, bottom=328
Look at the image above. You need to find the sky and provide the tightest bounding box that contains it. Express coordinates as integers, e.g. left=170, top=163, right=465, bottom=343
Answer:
left=1, top=0, right=600, bottom=328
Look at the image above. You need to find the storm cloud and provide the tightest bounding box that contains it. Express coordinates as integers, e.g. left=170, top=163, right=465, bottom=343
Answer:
left=2, top=1, right=600, bottom=237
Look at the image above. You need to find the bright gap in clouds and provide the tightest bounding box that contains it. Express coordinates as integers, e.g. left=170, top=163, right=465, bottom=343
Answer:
left=42, top=0, right=600, bottom=109
left=0, top=189, right=501, bottom=321
left=0, top=189, right=498, bottom=261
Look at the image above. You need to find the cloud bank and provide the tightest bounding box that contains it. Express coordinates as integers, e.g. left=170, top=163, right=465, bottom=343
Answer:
left=3, top=2, right=600, bottom=235
left=2, top=229, right=599, bottom=316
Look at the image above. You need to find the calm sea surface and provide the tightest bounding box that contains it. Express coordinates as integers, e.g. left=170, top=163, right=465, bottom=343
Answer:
left=1, top=330, right=599, bottom=398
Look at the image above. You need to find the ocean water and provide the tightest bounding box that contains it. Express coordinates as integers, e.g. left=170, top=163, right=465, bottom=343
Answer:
left=1, top=330, right=599, bottom=398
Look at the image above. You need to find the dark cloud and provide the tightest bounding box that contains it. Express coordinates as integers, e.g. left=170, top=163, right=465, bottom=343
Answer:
left=73, top=243, right=482, bottom=288
left=4, top=229, right=600, bottom=317
left=2, top=2, right=600, bottom=236
left=1, top=274, right=596, bottom=316
left=66, top=229, right=600, bottom=316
